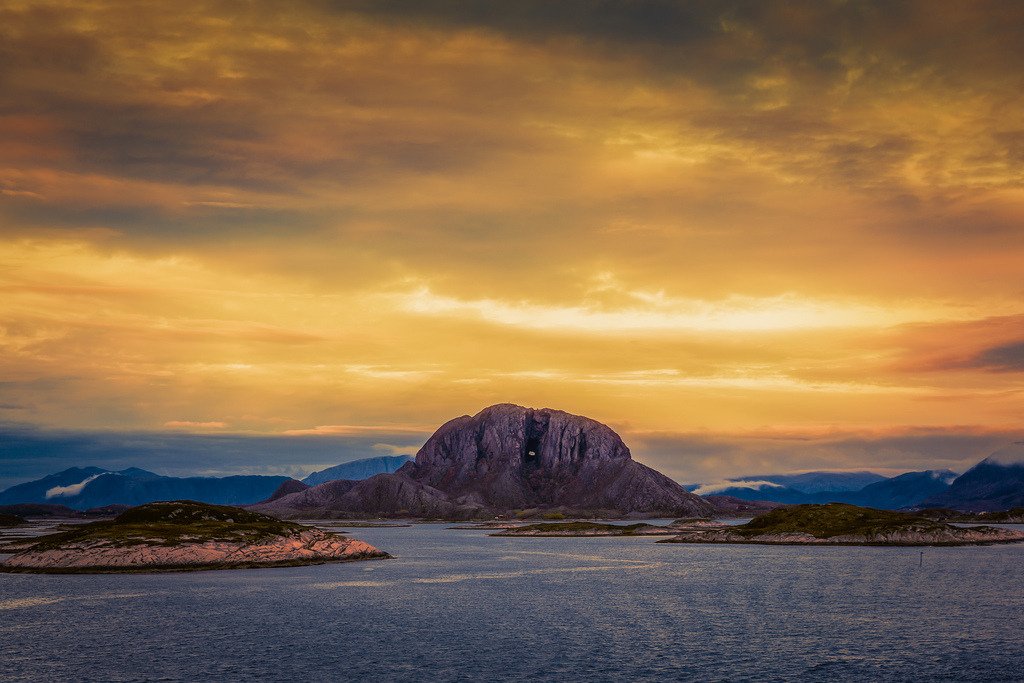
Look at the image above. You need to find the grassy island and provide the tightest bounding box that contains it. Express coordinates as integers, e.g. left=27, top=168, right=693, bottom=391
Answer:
left=23, top=502, right=307, bottom=551
left=734, top=504, right=949, bottom=539
left=917, top=508, right=1024, bottom=524
left=659, top=503, right=1024, bottom=546
left=0, top=501, right=389, bottom=573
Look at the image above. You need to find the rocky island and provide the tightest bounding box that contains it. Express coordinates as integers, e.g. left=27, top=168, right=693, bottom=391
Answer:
left=492, top=519, right=728, bottom=537
left=0, top=501, right=389, bottom=573
left=917, top=507, right=1024, bottom=524
left=252, top=403, right=715, bottom=520
left=658, top=503, right=1024, bottom=546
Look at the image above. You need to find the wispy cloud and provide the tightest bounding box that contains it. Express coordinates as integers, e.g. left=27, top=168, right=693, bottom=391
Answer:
left=983, top=442, right=1024, bottom=466
left=164, top=421, right=227, bottom=429
left=282, top=424, right=432, bottom=436
left=691, top=480, right=784, bottom=496
left=45, top=473, right=103, bottom=499
left=372, top=442, right=419, bottom=456
left=392, top=286, right=950, bottom=334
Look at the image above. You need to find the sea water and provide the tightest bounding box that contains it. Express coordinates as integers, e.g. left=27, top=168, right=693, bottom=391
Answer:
left=2, top=522, right=1023, bottom=682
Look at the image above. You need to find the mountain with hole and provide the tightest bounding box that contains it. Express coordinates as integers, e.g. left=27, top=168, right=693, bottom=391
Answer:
left=253, top=403, right=715, bottom=519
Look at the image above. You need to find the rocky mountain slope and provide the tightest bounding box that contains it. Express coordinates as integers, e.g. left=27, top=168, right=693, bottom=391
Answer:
left=0, top=503, right=129, bottom=519
left=264, top=479, right=311, bottom=501
left=254, top=404, right=714, bottom=519
left=840, top=470, right=956, bottom=509
left=920, top=443, right=1024, bottom=511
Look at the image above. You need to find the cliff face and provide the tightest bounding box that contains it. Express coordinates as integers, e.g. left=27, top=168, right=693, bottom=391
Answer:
left=402, top=404, right=712, bottom=516
left=256, top=404, right=714, bottom=519
left=405, top=404, right=625, bottom=505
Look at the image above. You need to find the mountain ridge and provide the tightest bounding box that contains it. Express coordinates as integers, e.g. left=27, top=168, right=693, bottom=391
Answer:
left=302, top=455, right=413, bottom=486
left=920, top=446, right=1024, bottom=511
left=0, top=468, right=290, bottom=510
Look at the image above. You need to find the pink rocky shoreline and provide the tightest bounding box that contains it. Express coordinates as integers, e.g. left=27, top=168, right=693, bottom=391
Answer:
left=1, top=525, right=388, bottom=573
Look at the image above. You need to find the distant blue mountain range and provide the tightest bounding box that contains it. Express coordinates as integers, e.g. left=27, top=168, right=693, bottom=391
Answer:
left=6, top=447, right=1022, bottom=513
left=920, top=443, right=1024, bottom=511
left=0, top=455, right=418, bottom=510
left=0, top=466, right=290, bottom=510
left=691, top=469, right=957, bottom=509
left=302, top=455, right=413, bottom=486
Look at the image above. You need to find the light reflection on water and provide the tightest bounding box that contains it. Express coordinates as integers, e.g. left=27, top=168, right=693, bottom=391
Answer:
left=1, top=522, right=1023, bottom=682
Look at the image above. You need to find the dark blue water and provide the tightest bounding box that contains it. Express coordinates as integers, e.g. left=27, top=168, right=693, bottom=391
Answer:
left=3, top=523, right=1024, bottom=682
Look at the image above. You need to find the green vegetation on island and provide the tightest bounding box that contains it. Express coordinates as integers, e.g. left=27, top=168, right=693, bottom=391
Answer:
left=733, top=504, right=948, bottom=539
left=0, top=501, right=390, bottom=573
left=24, top=501, right=307, bottom=551
left=659, top=503, right=1024, bottom=546
left=917, top=507, right=1024, bottom=524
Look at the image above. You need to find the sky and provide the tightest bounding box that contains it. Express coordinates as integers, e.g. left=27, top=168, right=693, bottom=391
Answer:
left=2, top=0, right=1024, bottom=488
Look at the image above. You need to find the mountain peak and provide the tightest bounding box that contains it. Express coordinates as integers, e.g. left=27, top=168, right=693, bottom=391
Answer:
left=921, top=443, right=1024, bottom=511
left=981, top=442, right=1024, bottom=467
left=256, top=404, right=712, bottom=518
left=415, top=403, right=632, bottom=476
left=302, top=455, right=414, bottom=486
left=405, top=403, right=701, bottom=514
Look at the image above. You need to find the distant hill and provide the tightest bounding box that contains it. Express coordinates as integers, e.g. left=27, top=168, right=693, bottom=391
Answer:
left=757, top=471, right=889, bottom=494
left=263, top=479, right=311, bottom=502
left=920, top=443, right=1024, bottom=511
left=838, top=470, right=955, bottom=509
left=693, top=471, right=887, bottom=503
left=0, top=503, right=132, bottom=519
left=302, top=455, right=414, bottom=486
left=660, top=503, right=1024, bottom=546
left=695, top=470, right=955, bottom=510
left=0, top=467, right=290, bottom=510
left=0, top=503, right=83, bottom=518
left=701, top=495, right=786, bottom=516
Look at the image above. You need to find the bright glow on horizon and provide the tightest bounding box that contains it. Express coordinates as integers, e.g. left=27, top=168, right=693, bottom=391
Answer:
left=394, top=285, right=960, bottom=333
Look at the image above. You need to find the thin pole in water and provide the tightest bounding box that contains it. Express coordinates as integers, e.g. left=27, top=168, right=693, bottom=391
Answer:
left=919, top=551, right=923, bottom=567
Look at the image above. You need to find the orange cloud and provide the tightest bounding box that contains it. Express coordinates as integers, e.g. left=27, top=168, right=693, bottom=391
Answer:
left=164, top=421, right=227, bottom=429
left=1, top=1, right=1023, bottom=477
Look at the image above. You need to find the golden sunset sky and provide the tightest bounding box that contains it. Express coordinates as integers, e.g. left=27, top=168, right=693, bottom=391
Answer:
left=2, top=0, right=1023, bottom=485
